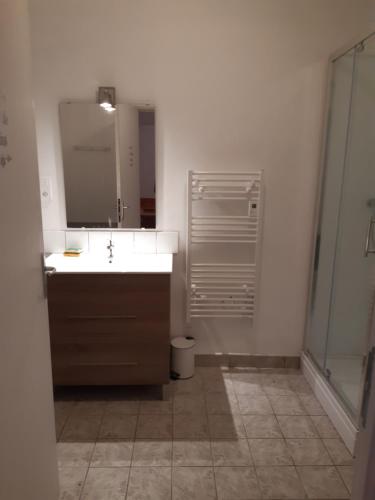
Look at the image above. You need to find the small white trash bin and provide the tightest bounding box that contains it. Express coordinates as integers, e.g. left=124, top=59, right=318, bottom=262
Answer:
left=171, top=336, right=196, bottom=379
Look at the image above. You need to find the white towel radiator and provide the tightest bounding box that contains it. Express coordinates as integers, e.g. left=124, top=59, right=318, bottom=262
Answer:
left=186, top=170, right=263, bottom=320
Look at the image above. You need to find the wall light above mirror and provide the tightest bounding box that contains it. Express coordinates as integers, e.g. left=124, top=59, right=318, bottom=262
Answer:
left=98, top=86, right=116, bottom=112
left=59, top=92, right=155, bottom=229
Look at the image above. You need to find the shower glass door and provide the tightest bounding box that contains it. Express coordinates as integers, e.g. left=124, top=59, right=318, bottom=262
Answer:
left=306, top=48, right=356, bottom=372
left=307, top=33, right=375, bottom=421
left=325, top=35, right=375, bottom=417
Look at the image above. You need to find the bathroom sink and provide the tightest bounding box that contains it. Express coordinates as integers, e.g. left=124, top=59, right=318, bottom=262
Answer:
left=44, top=252, right=173, bottom=274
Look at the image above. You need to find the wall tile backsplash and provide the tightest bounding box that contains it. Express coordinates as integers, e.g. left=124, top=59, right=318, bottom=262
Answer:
left=65, top=231, right=89, bottom=253
left=43, top=230, right=65, bottom=253
left=43, top=230, right=179, bottom=255
left=156, top=232, right=178, bottom=254
left=134, top=231, right=157, bottom=254
left=111, top=231, right=134, bottom=254
left=88, top=231, right=111, bottom=256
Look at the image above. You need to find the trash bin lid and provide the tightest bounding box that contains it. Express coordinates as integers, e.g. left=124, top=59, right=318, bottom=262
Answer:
left=171, top=336, right=195, bottom=349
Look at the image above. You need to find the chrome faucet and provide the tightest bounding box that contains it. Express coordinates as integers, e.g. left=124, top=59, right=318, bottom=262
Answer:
left=107, top=239, right=114, bottom=262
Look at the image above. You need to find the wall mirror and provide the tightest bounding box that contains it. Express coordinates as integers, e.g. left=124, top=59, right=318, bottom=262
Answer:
left=59, top=102, right=156, bottom=228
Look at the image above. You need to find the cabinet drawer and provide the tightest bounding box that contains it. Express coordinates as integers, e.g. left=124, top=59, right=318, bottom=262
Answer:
left=50, top=318, right=170, bottom=367
left=52, top=360, right=169, bottom=385
left=51, top=338, right=169, bottom=366
left=47, top=273, right=170, bottom=319
left=49, top=317, right=169, bottom=342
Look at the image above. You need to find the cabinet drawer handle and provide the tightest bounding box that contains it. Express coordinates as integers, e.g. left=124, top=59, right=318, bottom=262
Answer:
left=68, top=315, right=137, bottom=320
left=67, top=361, right=139, bottom=367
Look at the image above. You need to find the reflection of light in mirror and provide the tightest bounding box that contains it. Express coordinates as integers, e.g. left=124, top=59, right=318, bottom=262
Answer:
left=100, top=102, right=116, bottom=112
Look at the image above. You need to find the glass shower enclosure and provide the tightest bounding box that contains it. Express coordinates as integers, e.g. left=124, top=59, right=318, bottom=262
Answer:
left=305, top=32, right=375, bottom=422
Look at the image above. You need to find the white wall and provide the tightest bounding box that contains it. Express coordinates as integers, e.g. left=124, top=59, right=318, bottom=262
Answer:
left=0, top=1, right=58, bottom=499
left=29, top=0, right=370, bottom=355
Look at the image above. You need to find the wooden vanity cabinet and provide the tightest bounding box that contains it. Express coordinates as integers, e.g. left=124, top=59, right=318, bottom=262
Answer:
left=47, top=273, right=170, bottom=386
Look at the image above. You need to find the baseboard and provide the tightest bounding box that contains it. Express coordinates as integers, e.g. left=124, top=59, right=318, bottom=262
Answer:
left=195, top=354, right=300, bottom=369
left=301, top=352, right=358, bottom=453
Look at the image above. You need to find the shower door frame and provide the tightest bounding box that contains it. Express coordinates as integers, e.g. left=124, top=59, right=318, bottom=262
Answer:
left=352, top=311, right=375, bottom=499
left=303, top=31, right=375, bottom=423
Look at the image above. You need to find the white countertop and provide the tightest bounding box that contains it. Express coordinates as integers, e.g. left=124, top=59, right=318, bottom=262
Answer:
left=45, top=253, right=173, bottom=274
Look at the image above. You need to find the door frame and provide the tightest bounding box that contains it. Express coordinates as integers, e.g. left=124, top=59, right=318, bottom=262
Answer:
left=352, top=303, right=375, bottom=499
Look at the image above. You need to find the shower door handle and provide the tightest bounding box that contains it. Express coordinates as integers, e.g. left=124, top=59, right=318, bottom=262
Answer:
left=364, top=217, right=375, bottom=257
left=360, top=347, right=374, bottom=427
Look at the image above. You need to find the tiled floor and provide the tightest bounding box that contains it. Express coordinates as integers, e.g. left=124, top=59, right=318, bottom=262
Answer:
left=55, top=367, right=353, bottom=499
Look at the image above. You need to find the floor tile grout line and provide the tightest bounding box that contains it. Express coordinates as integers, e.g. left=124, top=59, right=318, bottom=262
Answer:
left=55, top=400, right=78, bottom=442
left=247, top=435, right=276, bottom=497
left=282, top=436, right=294, bottom=466
left=78, top=404, right=108, bottom=499
left=208, top=432, right=214, bottom=468
left=77, top=463, right=91, bottom=500
left=295, top=465, right=350, bottom=499
left=284, top=436, right=331, bottom=468
left=56, top=413, right=69, bottom=442
left=334, top=463, right=352, bottom=497
left=207, top=437, right=218, bottom=500
left=171, top=380, right=178, bottom=496
left=122, top=466, right=130, bottom=500
left=293, top=462, right=311, bottom=500
left=252, top=458, right=265, bottom=499
left=128, top=421, right=137, bottom=467
left=247, top=435, right=257, bottom=467
left=123, top=459, right=134, bottom=500
left=170, top=464, right=173, bottom=500
left=320, top=435, right=353, bottom=467
left=211, top=466, right=219, bottom=500
left=171, top=387, right=175, bottom=442
left=68, top=463, right=332, bottom=468
left=85, top=439, right=97, bottom=469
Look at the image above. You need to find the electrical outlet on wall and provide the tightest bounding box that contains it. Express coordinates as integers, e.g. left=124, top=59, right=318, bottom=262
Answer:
left=40, top=176, right=52, bottom=205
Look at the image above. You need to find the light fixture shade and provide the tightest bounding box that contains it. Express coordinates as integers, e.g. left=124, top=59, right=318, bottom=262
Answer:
left=98, top=86, right=116, bottom=111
